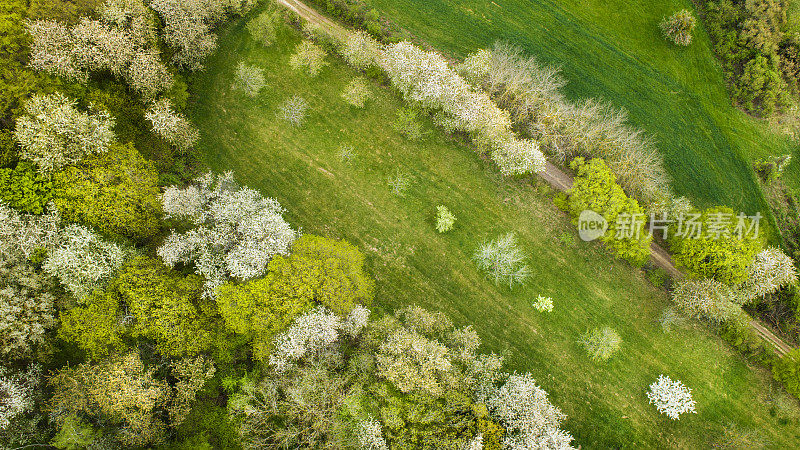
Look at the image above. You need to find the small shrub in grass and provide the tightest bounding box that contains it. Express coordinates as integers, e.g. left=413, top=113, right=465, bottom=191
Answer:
left=341, top=77, right=373, bottom=107
left=392, top=107, right=423, bottom=140
left=647, top=375, right=697, bottom=420
left=660, top=10, right=696, bottom=46
left=232, top=62, right=265, bottom=97
left=773, top=348, right=800, bottom=399
left=645, top=266, right=669, bottom=289
left=658, top=307, right=686, bottom=333
left=532, top=295, right=553, bottom=312
left=578, top=327, right=621, bottom=361
left=276, top=96, right=309, bottom=127
left=434, top=205, right=456, bottom=233
left=474, top=233, right=530, bottom=288
left=246, top=9, right=279, bottom=46
left=338, top=144, right=354, bottom=162
left=289, top=40, right=328, bottom=77
left=387, top=170, right=412, bottom=196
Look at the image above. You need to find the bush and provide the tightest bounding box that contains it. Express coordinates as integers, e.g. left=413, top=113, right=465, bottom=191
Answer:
left=232, top=62, right=266, bottom=97
left=532, top=295, right=553, bottom=312
left=667, top=206, right=763, bottom=284
left=474, top=233, right=530, bottom=288
left=660, top=10, right=696, bottom=46
left=392, top=107, right=423, bottom=140
left=567, top=157, right=652, bottom=265
left=579, top=327, right=621, bottom=361
left=0, top=162, right=53, bottom=214
left=773, top=348, right=800, bottom=399
left=435, top=205, right=456, bottom=233
left=387, top=170, right=413, bottom=196
left=341, top=77, right=373, bottom=107
left=277, top=95, right=309, bottom=126
left=289, top=40, right=329, bottom=77
left=246, top=8, right=279, bottom=46
left=671, top=278, right=744, bottom=323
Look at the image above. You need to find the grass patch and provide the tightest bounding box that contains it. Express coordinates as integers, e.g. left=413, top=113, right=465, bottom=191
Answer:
left=188, top=17, right=800, bottom=448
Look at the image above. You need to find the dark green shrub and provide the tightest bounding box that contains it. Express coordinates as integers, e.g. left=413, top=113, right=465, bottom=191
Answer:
left=773, top=348, right=800, bottom=398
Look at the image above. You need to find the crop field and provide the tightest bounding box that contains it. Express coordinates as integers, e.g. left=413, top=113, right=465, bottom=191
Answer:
left=366, top=0, right=800, bottom=209
left=188, top=17, right=800, bottom=447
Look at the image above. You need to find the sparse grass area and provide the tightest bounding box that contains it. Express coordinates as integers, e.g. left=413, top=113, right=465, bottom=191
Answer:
left=188, top=18, right=800, bottom=448
left=365, top=0, right=800, bottom=221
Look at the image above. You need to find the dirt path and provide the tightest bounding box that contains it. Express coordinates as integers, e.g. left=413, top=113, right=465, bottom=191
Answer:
left=276, top=0, right=793, bottom=357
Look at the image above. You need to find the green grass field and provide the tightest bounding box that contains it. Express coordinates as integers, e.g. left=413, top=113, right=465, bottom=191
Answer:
left=366, top=0, right=800, bottom=213
left=188, top=18, right=800, bottom=447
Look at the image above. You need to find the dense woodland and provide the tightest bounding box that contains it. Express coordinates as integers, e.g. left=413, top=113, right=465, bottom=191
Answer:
left=0, top=0, right=800, bottom=448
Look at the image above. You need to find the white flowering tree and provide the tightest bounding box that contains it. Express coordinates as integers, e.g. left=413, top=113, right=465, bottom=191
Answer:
left=647, top=375, right=697, bottom=420
left=341, top=77, right=373, bottom=108
left=276, top=95, right=309, bottom=127
left=486, top=373, right=574, bottom=449
left=342, top=30, right=381, bottom=70
left=474, top=233, right=530, bottom=288
left=378, top=41, right=546, bottom=175
left=357, top=418, right=389, bottom=450
left=0, top=205, right=61, bottom=358
left=26, top=1, right=173, bottom=99
left=739, top=247, right=798, bottom=302
left=145, top=99, right=200, bottom=151
left=43, top=224, right=125, bottom=301
left=232, top=62, right=266, bottom=97
left=289, top=40, right=329, bottom=77
left=269, top=305, right=370, bottom=372
left=13, top=93, right=115, bottom=173
left=671, top=278, right=744, bottom=323
left=150, top=0, right=252, bottom=70
left=157, top=171, right=296, bottom=297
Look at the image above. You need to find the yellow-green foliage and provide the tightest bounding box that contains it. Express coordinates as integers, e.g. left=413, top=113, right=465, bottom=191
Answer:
left=59, top=288, right=127, bottom=360
left=567, top=157, right=652, bottom=265
left=774, top=348, right=800, bottom=399
left=60, top=256, right=215, bottom=359
left=668, top=206, right=762, bottom=285
left=114, top=256, right=214, bottom=357
left=52, top=141, right=161, bottom=241
left=0, top=161, right=52, bottom=214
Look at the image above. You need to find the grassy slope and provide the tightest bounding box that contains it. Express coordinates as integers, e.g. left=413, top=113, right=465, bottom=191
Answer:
left=366, top=0, right=800, bottom=219
left=188, top=20, right=800, bottom=447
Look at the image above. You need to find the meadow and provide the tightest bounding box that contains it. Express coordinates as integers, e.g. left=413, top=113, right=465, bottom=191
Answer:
left=188, top=18, right=800, bottom=447
left=365, top=0, right=800, bottom=220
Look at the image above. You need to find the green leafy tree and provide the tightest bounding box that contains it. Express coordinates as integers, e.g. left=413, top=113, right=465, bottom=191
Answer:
left=668, top=206, right=762, bottom=284
left=52, top=141, right=161, bottom=241
left=59, top=288, right=127, bottom=360
left=567, top=157, right=652, bottom=265
left=774, top=348, right=800, bottom=399
left=0, top=161, right=53, bottom=214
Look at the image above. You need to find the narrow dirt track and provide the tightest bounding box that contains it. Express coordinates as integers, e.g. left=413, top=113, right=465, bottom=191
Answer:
left=275, top=0, right=793, bottom=357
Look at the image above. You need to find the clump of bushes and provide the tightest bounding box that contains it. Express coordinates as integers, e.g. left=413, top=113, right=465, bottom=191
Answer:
left=289, top=40, right=329, bottom=77
left=566, top=157, right=652, bottom=265
left=579, top=327, right=622, bottom=361
left=660, top=9, right=696, bottom=46
left=341, top=77, right=373, bottom=107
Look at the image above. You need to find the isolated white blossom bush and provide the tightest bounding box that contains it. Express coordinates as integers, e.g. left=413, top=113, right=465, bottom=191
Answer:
left=290, top=40, right=329, bottom=77
left=158, top=171, right=296, bottom=297
left=232, top=62, right=266, bottom=97
left=474, top=233, right=530, bottom=288
left=277, top=95, right=309, bottom=127
left=43, top=224, right=125, bottom=301
left=269, top=306, right=370, bottom=372
left=0, top=365, right=40, bottom=429
left=13, top=93, right=115, bottom=173
left=486, top=373, right=574, bottom=449
left=739, top=247, right=798, bottom=302
left=647, top=375, right=697, bottom=420
left=145, top=99, right=200, bottom=151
